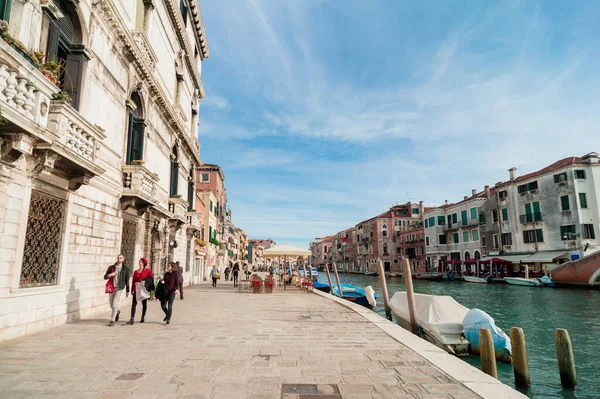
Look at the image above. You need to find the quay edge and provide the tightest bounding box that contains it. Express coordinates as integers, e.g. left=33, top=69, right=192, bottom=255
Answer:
left=312, top=289, right=528, bottom=399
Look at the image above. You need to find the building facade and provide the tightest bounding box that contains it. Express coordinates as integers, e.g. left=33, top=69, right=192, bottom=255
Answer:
left=0, top=0, right=209, bottom=340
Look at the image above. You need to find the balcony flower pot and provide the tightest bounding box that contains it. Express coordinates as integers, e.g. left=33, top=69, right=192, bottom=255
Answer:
left=1, top=33, right=41, bottom=68
left=173, top=194, right=183, bottom=198
left=131, top=160, right=145, bottom=165
left=52, top=91, right=72, bottom=102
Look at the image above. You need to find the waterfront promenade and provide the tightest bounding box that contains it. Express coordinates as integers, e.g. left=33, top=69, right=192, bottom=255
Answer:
left=0, top=283, right=524, bottom=399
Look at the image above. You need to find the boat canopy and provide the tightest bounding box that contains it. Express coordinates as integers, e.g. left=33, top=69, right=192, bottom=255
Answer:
left=390, top=292, right=470, bottom=326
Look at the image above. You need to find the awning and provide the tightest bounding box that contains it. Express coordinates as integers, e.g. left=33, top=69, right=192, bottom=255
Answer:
left=524, top=251, right=569, bottom=263
left=482, top=254, right=533, bottom=263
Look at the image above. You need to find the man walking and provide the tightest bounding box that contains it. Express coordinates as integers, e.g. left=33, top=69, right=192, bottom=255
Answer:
left=104, top=254, right=130, bottom=326
left=176, top=261, right=184, bottom=300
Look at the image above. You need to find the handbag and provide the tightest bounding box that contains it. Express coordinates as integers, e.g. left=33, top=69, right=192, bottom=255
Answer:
left=213, top=271, right=220, bottom=279
left=136, top=281, right=150, bottom=300
left=105, top=267, right=115, bottom=294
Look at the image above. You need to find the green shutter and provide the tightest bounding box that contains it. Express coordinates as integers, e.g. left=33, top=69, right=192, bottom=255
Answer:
left=209, top=226, right=212, bottom=239
left=453, top=233, right=459, bottom=243
left=561, top=196, right=570, bottom=211
left=463, top=231, right=469, bottom=243
left=452, top=213, right=458, bottom=223
left=0, top=0, right=12, bottom=21
left=429, top=217, right=435, bottom=227
left=502, top=208, right=508, bottom=221
left=438, top=216, right=445, bottom=225
left=533, top=201, right=541, bottom=214
left=426, top=237, right=430, bottom=246
left=461, top=210, right=467, bottom=225
left=525, top=203, right=532, bottom=215
left=425, top=219, right=428, bottom=228
left=472, top=229, right=479, bottom=241
left=580, top=193, right=588, bottom=208
left=470, top=207, right=477, bottom=219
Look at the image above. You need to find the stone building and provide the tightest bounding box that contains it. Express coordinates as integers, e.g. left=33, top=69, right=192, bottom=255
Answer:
left=310, top=236, right=333, bottom=269
left=0, top=0, right=209, bottom=340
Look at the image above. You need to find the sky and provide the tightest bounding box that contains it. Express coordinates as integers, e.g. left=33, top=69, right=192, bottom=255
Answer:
left=197, top=0, right=600, bottom=249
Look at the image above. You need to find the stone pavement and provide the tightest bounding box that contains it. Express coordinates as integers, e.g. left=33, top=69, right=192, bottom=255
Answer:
left=0, top=281, right=511, bottom=399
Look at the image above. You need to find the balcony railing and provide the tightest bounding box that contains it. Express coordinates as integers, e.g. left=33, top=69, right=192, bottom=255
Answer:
left=168, top=197, right=189, bottom=223
left=519, top=212, right=542, bottom=224
left=122, top=165, right=159, bottom=206
left=186, top=211, right=202, bottom=232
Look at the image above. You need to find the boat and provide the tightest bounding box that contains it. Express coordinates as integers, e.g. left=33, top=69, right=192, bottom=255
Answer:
left=442, top=272, right=454, bottom=281
left=415, top=272, right=444, bottom=281
left=386, top=272, right=401, bottom=278
left=332, top=283, right=378, bottom=309
left=389, top=292, right=470, bottom=356
left=503, top=277, right=542, bottom=287
left=463, top=275, right=490, bottom=284
left=364, top=271, right=378, bottom=276
left=462, top=309, right=512, bottom=364
left=313, top=281, right=330, bottom=293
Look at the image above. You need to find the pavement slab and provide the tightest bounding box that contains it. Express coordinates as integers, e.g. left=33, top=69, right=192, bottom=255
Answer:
left=0, top=282, right=523, bottom=398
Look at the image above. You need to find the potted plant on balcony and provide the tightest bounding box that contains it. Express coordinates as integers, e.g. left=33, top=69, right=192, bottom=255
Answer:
left=131, top=159, right=145, bottom=166
left=39, top=60, right=60, bottom=85
left=195, top=239, right=207, bottom=247
left=52, top=91, right=72, bottom=102
left=1, top=22, right=41, bottom=68
left=173, top=194, right=183, bottom=198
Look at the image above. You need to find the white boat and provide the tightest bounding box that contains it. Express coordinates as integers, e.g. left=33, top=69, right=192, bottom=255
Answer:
left=503, top=277, right=542, bottom=287
left=389, top=292, right=470, bottom=356
left=463, top=275, right=489, bottom=284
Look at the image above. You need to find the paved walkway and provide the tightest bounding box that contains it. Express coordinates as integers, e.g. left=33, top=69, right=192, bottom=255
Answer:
left=0, top=281, right=506, bottom=399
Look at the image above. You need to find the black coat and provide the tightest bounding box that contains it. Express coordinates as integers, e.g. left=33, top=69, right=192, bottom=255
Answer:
left=154, top=280, right=166, bottom=301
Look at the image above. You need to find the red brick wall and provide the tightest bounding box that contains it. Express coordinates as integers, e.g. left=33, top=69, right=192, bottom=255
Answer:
left=552, top=252, right=600, bottom=286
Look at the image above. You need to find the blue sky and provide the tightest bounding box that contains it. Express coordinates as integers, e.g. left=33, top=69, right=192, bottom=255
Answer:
left=197, top=0, right=600, bottom=249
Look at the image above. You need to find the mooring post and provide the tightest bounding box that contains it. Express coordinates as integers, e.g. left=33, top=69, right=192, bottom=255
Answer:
left=376, top=260, right=392, bottom=321
left=402, top=258, right=419, bottom=334
left=332, top=262, right=343, bottom=298
left=510, top=327, right=531, bottom=387
left=324, top=262, right=334, bottom=295
left=555, top=328, right=577, bottom=388
left=479, top=328, right=498, bottom=379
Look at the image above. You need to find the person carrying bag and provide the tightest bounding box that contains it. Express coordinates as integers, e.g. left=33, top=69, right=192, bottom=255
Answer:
left=103, top=254, right=130, bottom=326
left=127, top=258, right=154, bottom=325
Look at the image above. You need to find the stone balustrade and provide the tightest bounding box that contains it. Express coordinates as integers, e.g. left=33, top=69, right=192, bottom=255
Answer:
left=0, top=40, right=57, bottom=130
left=168, top=197, right=189, bottom=223
left=132, top=31, right=158, bottom=71
left=186, top=211, right=202, bottom=231
left=122, top=165, right=159, bottom=206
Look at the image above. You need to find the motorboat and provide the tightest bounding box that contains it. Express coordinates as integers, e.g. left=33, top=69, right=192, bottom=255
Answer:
left=313, top=281, right=330, bottom=293
left=442, top=272, right=454, bottom=281
left=463, top=275, right=490, bottom=284
left=463, top=309, right=512, bottom=364
left=389, top=292, right=470, bottom=356
left=415, top=273, right=444, bottom=281
left=503, top=277, right=542, bottom=287
left=364, top=271, right=378, bottom=276
left=332, top=283, right=378, bottom=309
left=386, top=272, right=401, bottom=278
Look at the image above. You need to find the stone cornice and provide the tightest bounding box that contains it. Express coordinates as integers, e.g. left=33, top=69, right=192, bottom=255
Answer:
left=162, top=0, right=205, bottom=98
left=92, top=0, right=201, bottom=166
left=187, top=0, right=210, bottom=59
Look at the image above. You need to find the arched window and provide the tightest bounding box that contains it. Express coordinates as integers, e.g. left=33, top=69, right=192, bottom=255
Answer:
left=43, top=0, right=88, bottom=109
left=383, top=243, right=388, bottom=255
left=126, top=91, right=144, bottom=164
left=474, top=251, right=481, bottom=260
left=170, top=145, right=179, bottom=197
left=187, top=168, right=194, bottom=210
left=464, top=251, right=471, bottom=261
left=382, top=224, right=388, bottom=237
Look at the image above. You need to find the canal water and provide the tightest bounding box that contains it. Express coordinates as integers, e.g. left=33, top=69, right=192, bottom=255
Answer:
left=317, top=273, right=599, bottom=399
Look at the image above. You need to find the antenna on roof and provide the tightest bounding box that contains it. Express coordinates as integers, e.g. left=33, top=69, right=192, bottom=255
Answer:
left=517, top=164, right=524, bottom=176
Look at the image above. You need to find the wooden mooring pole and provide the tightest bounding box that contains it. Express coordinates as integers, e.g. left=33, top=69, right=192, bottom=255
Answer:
left=402, top=258, right=418, bottom=334
left=479, top=328, right=498, bottom=379
left=376, top=260, right=392, bottom=321
left=324, top=262, right=334, bottom=295
left=555, top=328, right=577, bottom=388
left=510, top=327, right=531, bottom=387
left=332, top=262, right=344, bottom=298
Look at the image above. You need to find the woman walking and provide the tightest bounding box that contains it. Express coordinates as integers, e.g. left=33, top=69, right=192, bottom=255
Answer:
left=160, top=263, right=180, bottom=325
left=128, top=258, right=154, bottom=325
left=210, top=265, right=219, bottom=287
left=232, top=263, right=239, bottom=287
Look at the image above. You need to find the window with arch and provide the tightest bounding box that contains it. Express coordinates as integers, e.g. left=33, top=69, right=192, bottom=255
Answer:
left=382, top=224, right=388, bottom=237
left=474, top=251, right=481, bottom=260
left=464, top=251, right=471, bottom=261
left=383, top=243, right=388, bottom=255
left=42, top=0, right=89, bottom=110
left=170, top=145, right=179, bottom=197
left=126, top=91, right=145, bottom=164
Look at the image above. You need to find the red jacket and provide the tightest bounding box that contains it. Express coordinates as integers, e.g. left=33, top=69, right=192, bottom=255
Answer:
left=131, top=267, right=154, bottom=293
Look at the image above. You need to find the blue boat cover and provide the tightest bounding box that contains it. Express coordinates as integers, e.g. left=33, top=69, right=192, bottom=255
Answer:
left=463, top=308, right=512, bottom=359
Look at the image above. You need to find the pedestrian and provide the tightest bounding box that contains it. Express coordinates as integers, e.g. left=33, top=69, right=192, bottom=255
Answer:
left=176, top=261, right=184, bottom=300
left=160, top=263, right=180, bottom=325
left=232, top=262, right=240, bottom=287
left=224, top=265, right=231, bottom=281
left=210, top=265, right=220, bottom=287
left=103, top=254, right=130, bottom=327
left=128, top=258, right=154, bottom=325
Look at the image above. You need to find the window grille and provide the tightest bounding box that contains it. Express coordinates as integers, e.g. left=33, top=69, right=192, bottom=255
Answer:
left=120, top=220, right=137, bottom=267
left=20, top=190, right=67, bottom=288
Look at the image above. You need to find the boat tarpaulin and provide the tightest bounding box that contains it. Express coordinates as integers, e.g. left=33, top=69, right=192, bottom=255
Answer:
left=390, top=292, right=469, bottom=326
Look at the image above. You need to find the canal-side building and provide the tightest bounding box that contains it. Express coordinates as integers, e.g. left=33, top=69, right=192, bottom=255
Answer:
left=480, top=154, right=600, bottom=261
left=331, top=227, right=356, bottom=272
left=393, top=202, right=427, bottom=273
left=310, top=236, right=333, bottom=269
left=424, top=192, right=487, bottom=269
left=0, top=0, right=209, bottom=340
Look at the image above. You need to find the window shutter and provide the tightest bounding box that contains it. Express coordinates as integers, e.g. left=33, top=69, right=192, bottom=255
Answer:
left=131, top=120, right=145, bottom=161
left=46, top=22, right=60, bottom=60
left=63, top=53, right=87, bottom=110
left=0, top=0, right=12, bottom=21
left=170, top=161, right=179, bottom=197
left=126, top=114, right=134, bottom=164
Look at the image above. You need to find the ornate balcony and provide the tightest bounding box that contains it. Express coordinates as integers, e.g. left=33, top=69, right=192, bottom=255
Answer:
left=186, top=211, right=202, bottom=232
left=168, top=196, right=189, bottom=228
left=121, top=164, right=159, bottom=214
left=132, top=31, right=158, bottom=71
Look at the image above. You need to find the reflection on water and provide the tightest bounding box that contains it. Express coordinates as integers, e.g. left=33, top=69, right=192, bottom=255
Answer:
left=317, top=273, right=600, bottom=399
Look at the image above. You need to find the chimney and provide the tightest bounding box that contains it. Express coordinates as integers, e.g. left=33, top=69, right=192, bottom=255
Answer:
left=419, top=201, right=424, bottom=215
left=581, top=152, right=599, bottom=164
left=471, top=189, right=477, bottom=196
left=485, top=185, right=491, bottom=199
left=445, top=200, right=448, bottom=205
left=464, top=196, right=468, bottom=200
left=509, top=167, right=517, bottom=182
